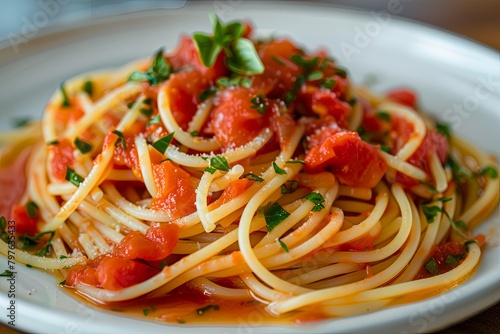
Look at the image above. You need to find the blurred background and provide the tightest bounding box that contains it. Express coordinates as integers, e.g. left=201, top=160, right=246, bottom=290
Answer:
left=0, top=0, right=499, bottom=49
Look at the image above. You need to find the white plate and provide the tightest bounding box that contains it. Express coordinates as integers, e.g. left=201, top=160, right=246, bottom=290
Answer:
left=1, top=2, right=500, bottom=333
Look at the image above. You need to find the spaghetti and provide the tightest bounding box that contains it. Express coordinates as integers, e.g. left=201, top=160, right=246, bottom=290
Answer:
left=0, top=16, right=498, bottom=324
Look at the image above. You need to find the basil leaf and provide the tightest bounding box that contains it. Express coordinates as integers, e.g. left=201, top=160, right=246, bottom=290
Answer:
left=242, top=173, right=264, bottom=182
left=303, top=192, right=325, bottom=212
left=204, top=167, right=217, bottom=174
left=334, top=67, right=348, bottom=78
left=20, top=231, right=55, bottom=257
left=477, top=166, right=498, bottom=179
left=82, top=80, right=93, bottom=96
left=112, top=130, right=127, bottom=150
left=147, top=115, right=161, bottom=127
left=65, top=167, right=84, bottom=187
left=446, top=156, right=472, bottom=184
left=193, top=33, right=222, bottom=68
left=128, top=49, right=172, bottom=85
left=281, top=180, right=299, bottom=194
left=60, top=83, right=70, bottom=107
left=199, top=86, right=218, bottom=102
left=277, top=239, right=289, bottom=253
left=74, top=137, right=92, bottom=154
left=464, top=239, right=478, bottom=252
left=226, top=38, right=264, bottom=75
left=263, top=202, right=290, bottom=231
left=250, top=95, right=266, bottom=115
left=436, top=121, right=451, bottom=140
left=26, top=201, right=39, bottom=218
left=376, top=111, right=391, bottom=122
left=210, top=155, right=230, bottom=172
left=291, top=54, right=318, bottom=69
left=422, top=205, right=441, bottom=223
left=445, top=253, right=465, bottom=268
left=307, top=70, right=323, bottom=81
left=424, top=257, right=439, bottom=275
left=320, top=78, right=335, bottom=89
left=286, top=160, right=305, bottom=165
left=273, top=162, right=287, bottom=175
left=380, top=144, right=391, bottom=153
left=152, top=132, right=175, bottom=154
left=140, top=108, right=153, bottom=117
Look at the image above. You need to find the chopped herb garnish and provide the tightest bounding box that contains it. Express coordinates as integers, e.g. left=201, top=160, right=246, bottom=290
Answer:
left=436, top=121, right=451, bottom=140
left=307, top=70, right=323, bottom=81
left=348, top=97, right=358, bottom=106
left=334, top=67, right=348, bottom=78
left=419, top=180, right=438, bottom=194
left=250, top=95, right=267, bottom=115
left=422, top=205, right=441, bottom=223
left=277, top=239, right=289, bottom=252
left=60, top=83, right=70, bottom=107
left=447, top=157, right=472, bottom=184
left=216, top=76, right=251, bottom=88
left=445, top=253, right=465, bottom=268
left=380, top=145, right=390, bottom=153
left=263, top=202, right=290, bottom=232
left=112, top=130, right=127, bottom=150
left=159, top=261, right=168, bottom=270
left=0, top=270, right=14, bottom=277
left=281, top=180, right=299, bottom=194
left=13, top=118, right=30, bottom=128
left=286, top=159, right=305, bottom=165
left=82, top=80, right=93, bottom=96
left=204, top=167, right=217, bottom=174
left=74, top=137, right=92, bottom=154
left=65, top=167, right=84, bottom=187
left=196, top=304, right=219, bottom=315
left=128, top=48, right=172, bottom=85
left=143, top=309, right=150, bottom=316
left=271, top=56, right=285, bottom=66
left=284, top=75, right=305, bottom=106
left=272, top=162, right=287, bottom=175
left=140, top=108, right=153, bottom=117
left=47, top=140, right=59, bottom=146
left=376, top=111, right=391, bottom=122
left=127, top=101, right=135, bottom=109
left=147, top=115, right=161, bottom=127
left=190, top=131, right=199, bottom=136
left=303, top=192, right=325, bottom=212
left=59, top=279, right=66, bottom=286
left=193, top=14, right=263, bottom=75
left=319, top=78, right=335, bottom=89
left=464, top=239, right=478, bottom=252
left=152, top=132, right=175, bottom=154
left=20, top=231, right=55, bottom=257
left=291, top=54, right=318, bottom=69
left=209, top=155, right=230, bottom=172
left=59, top=255, right=67, bottom=259
left=242, top=173, right=264, bottom=182
left=424, top=257, right=439, bottom=275
left=26, top=201, right=39, bottom=218
left=199, top=86, right=218, bottom=102
left=476, top=166, right=498, bottom=179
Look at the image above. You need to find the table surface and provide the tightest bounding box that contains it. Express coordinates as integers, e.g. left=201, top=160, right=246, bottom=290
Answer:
left=1, top=0, right=499, bottom=333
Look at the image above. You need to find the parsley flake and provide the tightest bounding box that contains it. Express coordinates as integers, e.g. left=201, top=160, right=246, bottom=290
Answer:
left=263, top=202, right=290, bottom=231
left=277, top=239, right=289, bottom=252
left=74, top=137, right=92, bottom=154
left=272, top=162, right=287, bottom=175
left=424, top=257, right=439, bottom=275
left=152, top=132, right=175, bottom=154
left=242, top=173, right=264, bottom=182
left=250, top=95, right=267, bottom=114
left=26, top=201, right=39, bottom=218
left=281, top=180, right=299, bottom=194
left=112, top=130, right=127, bottom=150
left=82, top=80, right=93, bottom=96
left=303, top=192, right=325, bottom=212
left=65, top=167, right=84, bottom=187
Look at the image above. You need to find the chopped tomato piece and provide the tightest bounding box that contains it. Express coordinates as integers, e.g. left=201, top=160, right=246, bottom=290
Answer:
left=151, top=161, right=196, bottom=219
left=97, top=257, right=155, bottom=290
left=395, top=130, right=448, bottom=187
left=418, top=241, right=466, bottom=278
left=210, top=87, right=268, bottom=149
left=66, top=265, right=99, bottom=287
left=49, top=138, right=74, bottom=181
left=167, top=35, right=228, bottom=82
left=112, top=135, right=143, bottom=181
left=163, top=70, right=210, bottom=130
left=211, top=179, right=251, bottom=209
left=253, top=40, right=303, bottom=97
left=114, top=232, right=159, bottom=261
left=299, top=86, right=351, bottom=128
left=386, top=88, right=417, bottom=109
left=145, top=223, right=180, bottom=259
left=11, top=204, right=38, bottom=236
left=304, top=125, right=387, bottom=188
